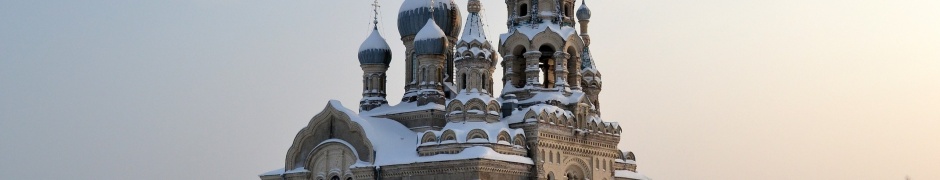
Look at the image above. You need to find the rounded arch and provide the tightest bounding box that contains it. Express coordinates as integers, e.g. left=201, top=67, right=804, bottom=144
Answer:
left=497, top=130, right=512, bottom=143
left=441, top=129, right=458, bottom=142
left=420, top=131, right=439, bottom=144
left=512, top=134, right=526, bottom=147
left=465, top=98, right=487, bottom=112
left=530, top=32, right=565, bottom=52
left=466, top=129, right=489, bottom=142
left=285, top=103, right=374, bottom=170
left=304, top=141, right=358, bottom=180
left=562, top=157, right=591, bottom=180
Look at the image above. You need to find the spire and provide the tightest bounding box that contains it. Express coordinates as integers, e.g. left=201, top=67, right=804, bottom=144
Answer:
left=459, top=0, right=487, bottom=44
left=371, top=0, right=380, bottom=29
left=359, top=0, right=392, bottom=65
left=359, top=0, right=391, bottom=111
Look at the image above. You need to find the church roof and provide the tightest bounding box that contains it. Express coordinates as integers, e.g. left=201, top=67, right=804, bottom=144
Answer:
left=459, top=9, right=487, bottom=44
left=577, top=0, right=592, bottom=20
left=397, top=0, right=461, bottom=38
left=358, top=28, right=392, bottom=65
left=414, top=19, right=448, bottom=55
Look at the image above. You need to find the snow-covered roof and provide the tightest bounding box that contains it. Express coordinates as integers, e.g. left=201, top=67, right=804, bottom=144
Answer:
left=415, top=19, right=446, bottom=41
left=328, top=101, right=531, bottom=167
left=358, top=28, right=392, bottom=65
left=398, top=0, right=460, bottom=38
left=360, top=101, right=444, bottom=116
left=576, top=0, right=592, bottom=20
left=581, top=46, right=598, bottom=71
left=459, top=11, right=488, bottom=44
left=359, top=28, right=391, bottom=52
left=499, top=21, right=578, bottom=44
left=614, top=170, right=650, bottom=180
left=504, top=104, right=575, bottom=124
left=399, top=0, right=454, bottom=13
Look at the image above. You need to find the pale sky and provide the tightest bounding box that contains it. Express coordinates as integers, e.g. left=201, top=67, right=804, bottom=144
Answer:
left=1, top=0, right=939, bottom=179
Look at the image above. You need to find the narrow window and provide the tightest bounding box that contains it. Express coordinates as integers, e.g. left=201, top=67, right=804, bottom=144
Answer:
left=482, top=74, right=487, bottom=90
left=461, top=74, right=467, bottom=90
left=519, top=3, right=528, bottom=16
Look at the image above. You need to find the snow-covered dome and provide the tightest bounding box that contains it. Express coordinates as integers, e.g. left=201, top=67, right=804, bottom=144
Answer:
left=414, top=19, right=448, bottom=55
left=576, top=0, right=592, bottom=20
left=358, top=28, right=392, bottom=65
left=398, top=0, right=461, bottom=38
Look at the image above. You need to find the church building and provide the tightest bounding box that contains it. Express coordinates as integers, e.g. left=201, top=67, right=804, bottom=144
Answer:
left=260, top=0, right=650, bottom=179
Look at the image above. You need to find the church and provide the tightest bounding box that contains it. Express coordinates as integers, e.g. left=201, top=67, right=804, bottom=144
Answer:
left=260, top=0, right=650, bottom=179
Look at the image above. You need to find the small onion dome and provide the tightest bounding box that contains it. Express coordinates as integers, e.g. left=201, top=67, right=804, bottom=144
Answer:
left=414, top=19, right=448, bottom=55
left=398, top=0, right=462, bottom=38
left=576, top=0, right=592, bottom=20
left=358, top=28, right=392, bottom=65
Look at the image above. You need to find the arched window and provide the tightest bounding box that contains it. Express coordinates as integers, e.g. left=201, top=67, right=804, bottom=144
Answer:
left=461, top=73, right=467, bottom=90
left=538, top=45, right=556, bottom=88
left=481, top=74, right=487, bottom=90
left=564, top=4, right=571, bottom=17
left=411, top=51, right=418, bottom=83
left=519, top=3, right=528, bottom=16
left=331, top=176, right=339, bottom=180
left=549, top=150, right=553, bottom=162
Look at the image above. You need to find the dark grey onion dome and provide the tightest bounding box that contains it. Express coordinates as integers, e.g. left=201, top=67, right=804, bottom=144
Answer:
left=414, top=19, right=448, bottom=55
left=358, top=28, right=392, bottom=65
left=398, top=0, right=462, bottom=38
left=576, top=0, right=592, bottom=20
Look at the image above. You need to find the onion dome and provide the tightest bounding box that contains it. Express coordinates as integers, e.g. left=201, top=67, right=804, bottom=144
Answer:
left=576, top=0, right=592, bottom=20
left=414, top=19, right=448, bottom=55
left=398, top=0, right=462, bottom=38
left=358, top=28, right=392, bottom=65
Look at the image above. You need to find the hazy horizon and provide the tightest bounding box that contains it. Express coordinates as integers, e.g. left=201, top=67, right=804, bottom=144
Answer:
left=2, top=0, right=938, bottom=179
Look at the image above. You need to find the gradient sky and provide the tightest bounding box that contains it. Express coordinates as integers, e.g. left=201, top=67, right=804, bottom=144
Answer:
left=2, top=0, right=939, bottom=179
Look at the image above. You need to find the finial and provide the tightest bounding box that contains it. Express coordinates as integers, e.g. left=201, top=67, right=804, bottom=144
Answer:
left=371, top=0, right=381, bottom=29
left=429, top=0, right=435, bottom=19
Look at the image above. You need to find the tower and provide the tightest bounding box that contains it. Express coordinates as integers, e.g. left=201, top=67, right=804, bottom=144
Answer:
left=358, top=2, right=392, bottom=112
left=498, top=1, right=621, bottom=180
left=397, top=0, right=462, bottom=102
left=413, top=19, right=449, bottom=106
left=500, top=0, right=584, bottom=94
left=578, top=0, right=603, bottom=113
left=445, top=0, right=501, bottom=123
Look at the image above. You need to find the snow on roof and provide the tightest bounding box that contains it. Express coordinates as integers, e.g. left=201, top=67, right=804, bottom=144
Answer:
left=361, top=101, right=445, bottom=116
left=449, top=92, right=496, bottom=104
left=259, top=167, right=309, bottom=176
left=359, top=29, right=391, bottom=52
left=433, top=121, right=525, bottom=143
left=499, top=22, right=579, bottom=44
left=404, top=146, right=533, bottom=165
left=318, top=101, right=530, bottom=167
left=460, top=11, right=488, bottom=44
left=399, top=0, right=454, bottom=13
left=504, top=104, right=575, bottom=124
left=516, top=91, right=585, bottom=105
left=415, top=19, right=447, bottom=41
left=614, top=170, right=650, bottom=180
